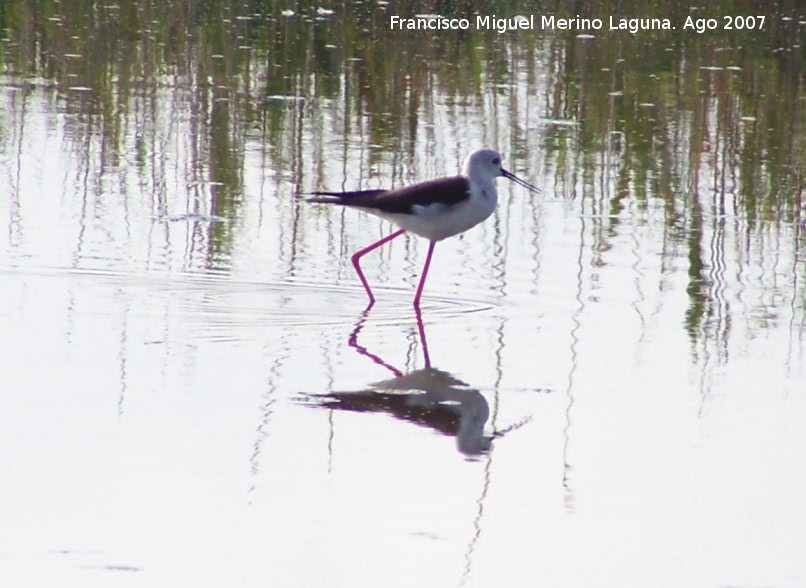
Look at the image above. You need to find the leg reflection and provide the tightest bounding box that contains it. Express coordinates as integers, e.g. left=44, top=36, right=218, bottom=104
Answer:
left=414, top=306, right=431, bottom=369
left=347, top=308, right=402, bottom=377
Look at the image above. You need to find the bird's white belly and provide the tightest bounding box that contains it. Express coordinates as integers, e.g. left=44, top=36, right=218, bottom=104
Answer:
left=378, top=196, right=497, bottom=241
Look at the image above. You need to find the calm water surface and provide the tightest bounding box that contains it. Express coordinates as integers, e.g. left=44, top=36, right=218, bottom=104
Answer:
left=1, top=1, right=805, bottom=587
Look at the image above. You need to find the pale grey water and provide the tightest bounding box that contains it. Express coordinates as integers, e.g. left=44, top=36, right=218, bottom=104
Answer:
left=2, top=2, right=806, bottom=587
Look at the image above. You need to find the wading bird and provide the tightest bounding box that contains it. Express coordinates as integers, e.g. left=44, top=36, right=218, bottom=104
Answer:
left=307, top=149, right=540, bottom=307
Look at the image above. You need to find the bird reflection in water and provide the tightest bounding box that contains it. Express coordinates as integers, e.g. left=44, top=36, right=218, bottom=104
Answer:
left=302, top=309, right=530, bottom=456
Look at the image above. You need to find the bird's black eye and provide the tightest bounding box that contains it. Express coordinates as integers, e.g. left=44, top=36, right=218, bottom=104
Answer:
left=492, top=157, right=500, bottom=165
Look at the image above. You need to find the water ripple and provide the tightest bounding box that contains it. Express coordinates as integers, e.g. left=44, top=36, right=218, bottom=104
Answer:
left=1, top=264, right=499, bottom=336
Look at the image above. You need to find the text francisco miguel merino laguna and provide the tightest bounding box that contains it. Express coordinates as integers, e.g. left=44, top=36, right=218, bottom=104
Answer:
left=390, top=14, right=675, bottom=34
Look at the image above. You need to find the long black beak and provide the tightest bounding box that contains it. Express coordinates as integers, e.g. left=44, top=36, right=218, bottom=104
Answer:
left=502, top=169, right=541, bottom=194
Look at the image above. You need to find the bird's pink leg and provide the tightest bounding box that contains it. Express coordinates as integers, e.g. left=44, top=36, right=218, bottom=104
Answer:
left=351, top=228, right=406, bottom=306
left=412, top=240, right=436, bottom=308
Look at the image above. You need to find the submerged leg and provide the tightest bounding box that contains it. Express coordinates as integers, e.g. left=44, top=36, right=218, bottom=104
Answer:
left=412, top=240, right=436, bottom=308
left=413, top=305, right=431, bottom=368
left=351, top=228, right=406, bottom=306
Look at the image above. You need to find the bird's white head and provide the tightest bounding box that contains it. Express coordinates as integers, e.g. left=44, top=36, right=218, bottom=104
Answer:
left=462, top=149, right=541, bottom=194
left=462, top=149, right=505, bottom=180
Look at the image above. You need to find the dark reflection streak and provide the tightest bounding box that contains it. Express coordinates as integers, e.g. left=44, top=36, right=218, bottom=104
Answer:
left=528, top=193, right=543, bottom=297
left=286, top=169, right=303, bottom=279
left=732, top=147, right=750, bottom=357
left=696, top=215, right=719, bottom=413
left=318, top=331, right=337, bottom=475
left=287, top=81, right=312, bottom=278
left=208, top=61, right=242, bottom=268
left=268, top=97, right=303, bottom=275
left=757, top=230, right=772, bottom=327
left=605, top=46, right=623, bottom=233
left=630, top=215, right=648, bottom=360
left=256, top=119, right=269, bottom=229
left=715, top=108, right=733, bottom=363
left=150, top=80, right=169, bottom=255
left=117, top=301, right=129, bottom=419
left=115, top=115, right=132, bottom=246
left=247, top=385, right=277, bottom=499
left=490, top=315, right=507, bottom=439
left=292, top=75, right=305, bottom=206
left=709, top=192, right=730, bottom=365
left=786, top=218, right=804, bottom=384
left=507, top=53, right=522, bottom=161
left=563, top=213, right=585, bottom=514
left=776, top=225, right=803, bottom=381
left=338, top=47, right=352, bottom=192
left=401, top=228, right=416, bottom=294
left=491, top=182, right=507, bottom=300
left=149, top=275, right=174, bottom=396
left=658, top=100, right=682, bottom=305
left=487, top=112, right=510, bottom=429
left=336, top=206, right=349, bottom=285
left=326, top=404, right=336, bottom=476
left=194, top=223, right=207, bottom=271
left=357, top=125, right=370, bottom=187
left=63, top=110, right=94, bottom=353
left=8, top=85, right=27, bottom=250
left=71, top=104, right=93, bottom=272
left=187, top=66, right=203, bottom=210
left=247, top=336, right=287, bottom=500
left=402, top=320, right=418, bottom=373
left=688, top=191, right=712, bottom=402
left=685, top=177, right=706, bottom=357
left=458, top=455, right=493, bottom=588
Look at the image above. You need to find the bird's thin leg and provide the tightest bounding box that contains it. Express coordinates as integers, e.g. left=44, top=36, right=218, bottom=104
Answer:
left=412, top=240, right=436, bottom=308
left=351, top=228, right=406, bottom=305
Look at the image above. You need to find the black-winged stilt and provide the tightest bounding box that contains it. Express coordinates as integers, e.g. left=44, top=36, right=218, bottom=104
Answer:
left=307, top=149, right=540, bottom=307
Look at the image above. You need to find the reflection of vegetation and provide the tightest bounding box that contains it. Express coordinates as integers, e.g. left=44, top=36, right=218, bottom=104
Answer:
left=1, top=0, right=804, bottom=351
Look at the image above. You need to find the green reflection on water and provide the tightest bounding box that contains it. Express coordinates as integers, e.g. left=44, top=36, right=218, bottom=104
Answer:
left=1, top=0, right=804, bottom=356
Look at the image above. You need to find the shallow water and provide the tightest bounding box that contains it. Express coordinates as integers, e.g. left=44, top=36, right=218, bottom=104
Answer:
left=2, top=2, right=806, bottom=587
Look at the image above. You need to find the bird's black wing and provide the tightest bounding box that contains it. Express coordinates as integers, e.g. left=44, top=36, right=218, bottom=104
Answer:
left=307, top=176, right=470, bottom=215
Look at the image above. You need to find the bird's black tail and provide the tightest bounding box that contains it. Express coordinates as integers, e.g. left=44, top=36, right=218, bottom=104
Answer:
left=305, top=189, right=388, bottom=204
